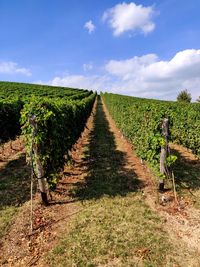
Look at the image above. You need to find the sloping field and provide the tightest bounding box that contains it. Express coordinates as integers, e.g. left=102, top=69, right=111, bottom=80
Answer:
left=0, top=83, right=200, bottom=266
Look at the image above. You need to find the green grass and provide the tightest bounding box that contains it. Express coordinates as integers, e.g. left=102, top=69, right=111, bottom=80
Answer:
left=47, top=97, right=184, bottom=267
left=0, top=153, right=32, bottom=237
left=48, top=194, right=178, bottom=267
left=0, top=206, right=17, bottom=238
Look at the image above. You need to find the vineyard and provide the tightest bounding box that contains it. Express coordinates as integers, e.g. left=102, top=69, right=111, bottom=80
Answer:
left=0, top=81, right=96, bottom=205
left=0, top=81, right=95, bottom=143
left=102, top=93, right=200, bottom=174
left=0, top=82, right=200, bottom=266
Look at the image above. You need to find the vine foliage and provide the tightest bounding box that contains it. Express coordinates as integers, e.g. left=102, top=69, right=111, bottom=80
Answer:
left=102, top=93, right=200, bottom=176
left=21, top=94, right=96, bottom=188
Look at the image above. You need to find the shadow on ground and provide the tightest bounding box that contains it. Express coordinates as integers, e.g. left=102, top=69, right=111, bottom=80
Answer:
left=0, top=154, right=32, bottom=209
left=171, top=149, right=200, bottom=190
left=73, top=96, right=144, bottom=200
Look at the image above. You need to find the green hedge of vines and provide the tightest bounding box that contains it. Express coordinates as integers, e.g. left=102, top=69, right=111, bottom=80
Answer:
left=21, top=93, right=96, bottom=186
left=102, top=93, right=200, bottom=174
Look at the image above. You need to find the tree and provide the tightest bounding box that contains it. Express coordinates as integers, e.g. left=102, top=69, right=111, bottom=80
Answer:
left=177, top=89, right=191, bottom=103
left=196, top=96, right=200, bottom=102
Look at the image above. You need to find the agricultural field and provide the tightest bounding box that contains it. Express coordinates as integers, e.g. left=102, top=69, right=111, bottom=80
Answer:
left=0, top=82, right=200, bottom=266
left=0, top=81, right=94, bottom=143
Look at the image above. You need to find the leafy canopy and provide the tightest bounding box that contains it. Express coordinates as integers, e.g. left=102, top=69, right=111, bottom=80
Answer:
left=177, top=89, right=191, bottom=103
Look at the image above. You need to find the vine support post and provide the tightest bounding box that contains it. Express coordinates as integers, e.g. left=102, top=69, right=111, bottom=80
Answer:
left=159, top=118, right=169, bottom=191
left=29, top=115, right=49, bottom=205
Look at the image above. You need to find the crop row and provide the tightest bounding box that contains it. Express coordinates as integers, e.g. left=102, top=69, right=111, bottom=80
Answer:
left=21, top=93, right=96, bottom=188
left=0, top=82, right=94, bottom=142
left=0, top=98, right=23, bottom=142
left=1, top=82, right=96, bottom=194
left=0, top=81, right=85, bottom=99
left=102, top=93, right=200, bottom=174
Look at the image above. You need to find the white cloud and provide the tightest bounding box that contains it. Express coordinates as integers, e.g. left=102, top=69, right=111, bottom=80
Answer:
left=0, top=61, right=31, bottom=76
left=38, top=49, right=200, bottom=101
left=49, top=74, right=109, bottom=92
left=102, top=2, right=155, bottom=36
left=104, top=49, right=200, bottom=100
left=105, top=54, right=158, bottom=80
left=84, top=20, right=96, bottom=34
left=83, top=63, right=93, bottom=71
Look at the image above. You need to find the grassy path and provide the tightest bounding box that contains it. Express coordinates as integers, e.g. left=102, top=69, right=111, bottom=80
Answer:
left=47, top=97, right=197, bottom=267
left=0, top=139, right=30, bottom=238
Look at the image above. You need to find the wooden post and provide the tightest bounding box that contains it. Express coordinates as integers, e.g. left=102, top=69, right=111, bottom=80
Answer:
left=29, top=115, right=48, bottom=205
left=159, top=118, right=169, bottom=191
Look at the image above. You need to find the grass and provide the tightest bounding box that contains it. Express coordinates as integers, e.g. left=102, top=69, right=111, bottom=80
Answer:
left=48, top=195, right=177, bottom=267
left=47, top=98, right=183, bottom=267
left=0, top=206, right=17, bottom=238
left=74, top=98, right=143, bottom=200
left=0, top=153, right=32, bottom=238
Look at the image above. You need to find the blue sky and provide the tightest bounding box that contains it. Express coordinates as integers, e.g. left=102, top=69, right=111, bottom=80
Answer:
left=1, top=0, right=200, bottom=100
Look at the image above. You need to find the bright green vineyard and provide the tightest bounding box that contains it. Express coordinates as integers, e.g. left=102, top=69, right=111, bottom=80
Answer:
left=0, top=81, right=94, bottom=142
left=102, top=93, right=200, bottom=174
left=0, top=81, right=96, bottom=187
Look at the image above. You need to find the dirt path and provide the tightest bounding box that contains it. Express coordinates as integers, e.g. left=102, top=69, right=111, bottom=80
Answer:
left=101, top=98, right=156, bottom=198
left=0, top=97, right=200, bottom=266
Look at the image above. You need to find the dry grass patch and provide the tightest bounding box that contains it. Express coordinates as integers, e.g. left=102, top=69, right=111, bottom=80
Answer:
left=47, top=194, right=180, bottom=267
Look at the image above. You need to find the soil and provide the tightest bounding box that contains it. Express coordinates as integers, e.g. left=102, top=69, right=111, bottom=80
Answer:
left=170, top=143, right=200, bottom=171
left=0, top=138, right=25, bottom=168
left=0, top=97, right=200, bottom=266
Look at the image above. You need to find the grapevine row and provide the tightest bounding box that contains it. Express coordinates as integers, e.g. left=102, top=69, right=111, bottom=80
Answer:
left=21, top=93, right=96, bottom=189
left=0, top=82, right=93, bottom=143
left=1, top=82, right=96, bottom=202
left=102, top=93, right=200, bottom=175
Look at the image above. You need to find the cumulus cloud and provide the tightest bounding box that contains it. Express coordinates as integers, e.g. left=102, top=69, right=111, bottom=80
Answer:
left=105, top=49, right=200, bottom=100
left=102, top=2, right=155, bottom=36
left=0, top=61, right=31, bottom=76
left=84, top=20, right=96, bottom=34
left=38, top=49, right=200, bottom=101
left=105, top=54, right=158, bottom=80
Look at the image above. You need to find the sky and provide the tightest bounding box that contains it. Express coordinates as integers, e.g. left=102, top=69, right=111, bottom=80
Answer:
left=0, top=0, right=200, bottom=101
